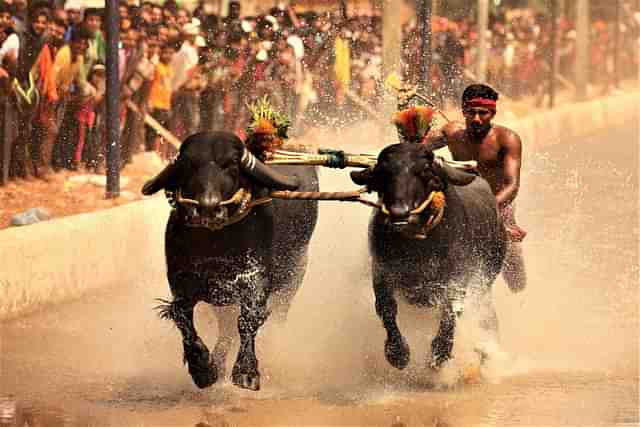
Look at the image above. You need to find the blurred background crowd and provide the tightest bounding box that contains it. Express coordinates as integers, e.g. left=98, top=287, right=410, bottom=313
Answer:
left=0, top=0, right=638, bottom=185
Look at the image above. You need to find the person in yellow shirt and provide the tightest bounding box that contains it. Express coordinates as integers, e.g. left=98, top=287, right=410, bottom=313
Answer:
left=51, top=27, right=94, bottom=170
left=146, top=43, right=176, bottom=158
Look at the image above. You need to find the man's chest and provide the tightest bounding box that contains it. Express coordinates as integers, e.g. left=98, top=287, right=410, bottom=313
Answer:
left=449, top=137, right=501, bottom=168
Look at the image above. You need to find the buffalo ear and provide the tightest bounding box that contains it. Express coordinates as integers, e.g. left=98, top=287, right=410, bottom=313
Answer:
left=350, top=167, right=375, bottom=186
left=433, top=157, right=476, bottom=186
left=141, top=161, right=183, bottom=195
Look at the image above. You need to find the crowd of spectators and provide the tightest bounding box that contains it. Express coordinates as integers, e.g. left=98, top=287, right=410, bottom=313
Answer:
left=0, top=0, right=638, bottom=185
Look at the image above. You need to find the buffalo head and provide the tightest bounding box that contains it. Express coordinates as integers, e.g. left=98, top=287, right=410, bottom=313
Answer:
left=142, top=131, right=299, bottom=229
left=350, top=143, right=476, bottom=233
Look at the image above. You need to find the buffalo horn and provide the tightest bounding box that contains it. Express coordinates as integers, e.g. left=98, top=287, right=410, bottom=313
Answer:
left=350, top=167, right=375, bottom=186
left=240, top=148, right=299, bottom=190
left=434, top=157, right=476, bottom=186
left=141, top=161, right=182, bottom=195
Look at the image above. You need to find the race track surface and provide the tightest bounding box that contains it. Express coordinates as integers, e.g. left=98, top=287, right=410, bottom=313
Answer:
left=1, top=122, right=638, bottom=427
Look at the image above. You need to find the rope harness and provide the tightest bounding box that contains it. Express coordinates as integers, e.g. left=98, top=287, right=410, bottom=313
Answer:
left=165, top=187, right=446, bottom=238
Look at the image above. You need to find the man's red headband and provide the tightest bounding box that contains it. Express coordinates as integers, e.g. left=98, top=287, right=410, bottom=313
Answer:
left=463, top=97, right=497, bottom=112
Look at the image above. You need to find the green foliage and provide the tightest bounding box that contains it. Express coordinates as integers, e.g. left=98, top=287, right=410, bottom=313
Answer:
left=246, top=96, right=291, bottom=139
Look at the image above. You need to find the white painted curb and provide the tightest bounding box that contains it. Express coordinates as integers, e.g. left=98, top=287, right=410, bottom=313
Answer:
left=1, top=91, right=638, bottom=321
left=0, top=198, right=169, bottom=320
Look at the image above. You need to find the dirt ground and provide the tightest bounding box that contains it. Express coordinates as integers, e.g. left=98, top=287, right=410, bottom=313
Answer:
left=0, top=151, right=166, bottom=230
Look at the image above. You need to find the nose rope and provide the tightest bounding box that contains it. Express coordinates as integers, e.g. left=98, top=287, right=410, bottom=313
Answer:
left=379, top=191, right=446, bottom=238
left=166, top=188, right=257, bottom=231
left=165, top=187, right=445, bottom=237
left=169, top=188, right=247, bottom=208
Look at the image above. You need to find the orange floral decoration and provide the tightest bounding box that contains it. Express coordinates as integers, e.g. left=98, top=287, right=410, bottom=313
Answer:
left=393, top=105, right=434, bottom=143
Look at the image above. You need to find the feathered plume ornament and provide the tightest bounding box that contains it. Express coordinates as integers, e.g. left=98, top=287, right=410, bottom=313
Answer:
left=245, top=96, right=291, bottom=157
left=392, top=105, right=435, bottom=143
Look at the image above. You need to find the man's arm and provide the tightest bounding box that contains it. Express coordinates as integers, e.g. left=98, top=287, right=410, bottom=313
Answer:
left=421, top=122, right=455, bottom=150
left=496, top=129, right=522, bottom=210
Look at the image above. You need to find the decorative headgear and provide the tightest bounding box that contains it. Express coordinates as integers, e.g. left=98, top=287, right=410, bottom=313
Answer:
left=463, top=97, right=497, bottom=112
left=245, top=96, right=291, bottom=157
left=392, top=105, right=435, bottom=143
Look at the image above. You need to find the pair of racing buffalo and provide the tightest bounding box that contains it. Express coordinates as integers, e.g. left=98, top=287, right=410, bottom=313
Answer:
left=142, top=131, right=506, bottom=391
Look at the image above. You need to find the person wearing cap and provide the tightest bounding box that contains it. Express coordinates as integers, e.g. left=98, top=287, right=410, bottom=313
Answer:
left=423, top=83, right=527, bottom=293
left=62, top=2, right=83, bottom=42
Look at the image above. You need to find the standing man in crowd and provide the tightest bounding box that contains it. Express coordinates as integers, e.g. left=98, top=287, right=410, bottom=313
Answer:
left=423, top=83, right=527, bottom=293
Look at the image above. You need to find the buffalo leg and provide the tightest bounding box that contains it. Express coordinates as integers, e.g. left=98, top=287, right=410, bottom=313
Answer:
left=374, top=269, right=410, bottom=370
left=270, top=251, right=309, bottom=322
left=469, top=283, right=502, bottom=363
left=160, top=296, right=218, bottom=388
left=430, top=302, right=456, bottom=369
left=212, top=306, right=237, bottom=380
left=232, top=278, right=269, bottom=391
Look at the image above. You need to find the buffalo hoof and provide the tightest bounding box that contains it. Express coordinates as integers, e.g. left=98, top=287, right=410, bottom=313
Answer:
left=429, top=334, right=453, bottom=370
left=232, top=368, right=260, bottom=391
left=429, top=341, right=452, bottom=370
left=385, top=335, right=410, bottom=370
left=185, top=342, right=218, bottom=389
left=428, top=352, right=451, bottom=370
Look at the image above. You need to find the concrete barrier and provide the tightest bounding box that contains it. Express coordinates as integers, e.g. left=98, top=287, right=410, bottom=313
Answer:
left=0, top=198, right=169, bottom=320
left=1, top=91, right=638, bottom=321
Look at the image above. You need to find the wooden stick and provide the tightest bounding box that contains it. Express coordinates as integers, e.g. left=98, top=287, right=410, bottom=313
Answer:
left=125, top=100, right=182, bottom=148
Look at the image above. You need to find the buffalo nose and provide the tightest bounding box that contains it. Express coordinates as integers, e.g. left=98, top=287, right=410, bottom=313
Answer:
left=199, top=193, right=221, bottom=211
left=388, top=204, right=410, bottom=220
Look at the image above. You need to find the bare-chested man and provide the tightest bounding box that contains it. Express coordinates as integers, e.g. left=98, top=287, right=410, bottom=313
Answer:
left=423, top=83, right=527, bottom=292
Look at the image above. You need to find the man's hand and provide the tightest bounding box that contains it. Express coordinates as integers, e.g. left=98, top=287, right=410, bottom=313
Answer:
left=0, top=67, right=8, bottom=79
left=500, top=204, right=527, bottom=242
left=505, top=224, right=527, bottom=242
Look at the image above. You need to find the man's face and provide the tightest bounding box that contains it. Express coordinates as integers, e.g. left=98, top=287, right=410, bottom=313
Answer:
left=463, top=106, right=494, bottom=138
left=124, top=28, right=138, bottom=50
left=85, top=14, right=101, bottom=35
left=146, top=35, right=160, bottom=58
left=158, top=26, right=169, bottom=43
left=163, top=10, right=176, bottom=26
left=70, top=38, right=89, bottom=58
left=151, top=7, right=162, bottom=24
left=0, top=12, right=12, bottom=29
left=118, top=5, right=128, bottom=20
left=67, top=9, right=82, bottom=25
left=177, top=10, right=189, bottom=26
left=120, top=18, right=131, bottom=32
left=31, top=14, right=48, bottom=36
left=228, top=3, right=240, bottom=20
left=160, top=47, right=174, bottom=64
left=48, top=21, right=66, bottom=47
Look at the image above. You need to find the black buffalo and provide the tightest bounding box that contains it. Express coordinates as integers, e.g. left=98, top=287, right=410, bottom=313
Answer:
left=142, top=131, right=318, bottom=390
left=351, top=143, right=506, bottom=370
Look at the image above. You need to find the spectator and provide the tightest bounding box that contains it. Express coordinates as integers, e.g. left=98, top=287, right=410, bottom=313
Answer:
left=147, top=42, right=175, bottom=157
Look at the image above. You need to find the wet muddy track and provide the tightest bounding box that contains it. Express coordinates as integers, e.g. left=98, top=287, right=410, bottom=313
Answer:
left=1, top=123, right=638, bottom=427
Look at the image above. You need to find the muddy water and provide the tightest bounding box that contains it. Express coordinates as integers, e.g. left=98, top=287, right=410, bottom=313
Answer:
left=1, top=123, right=638, bottom=427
